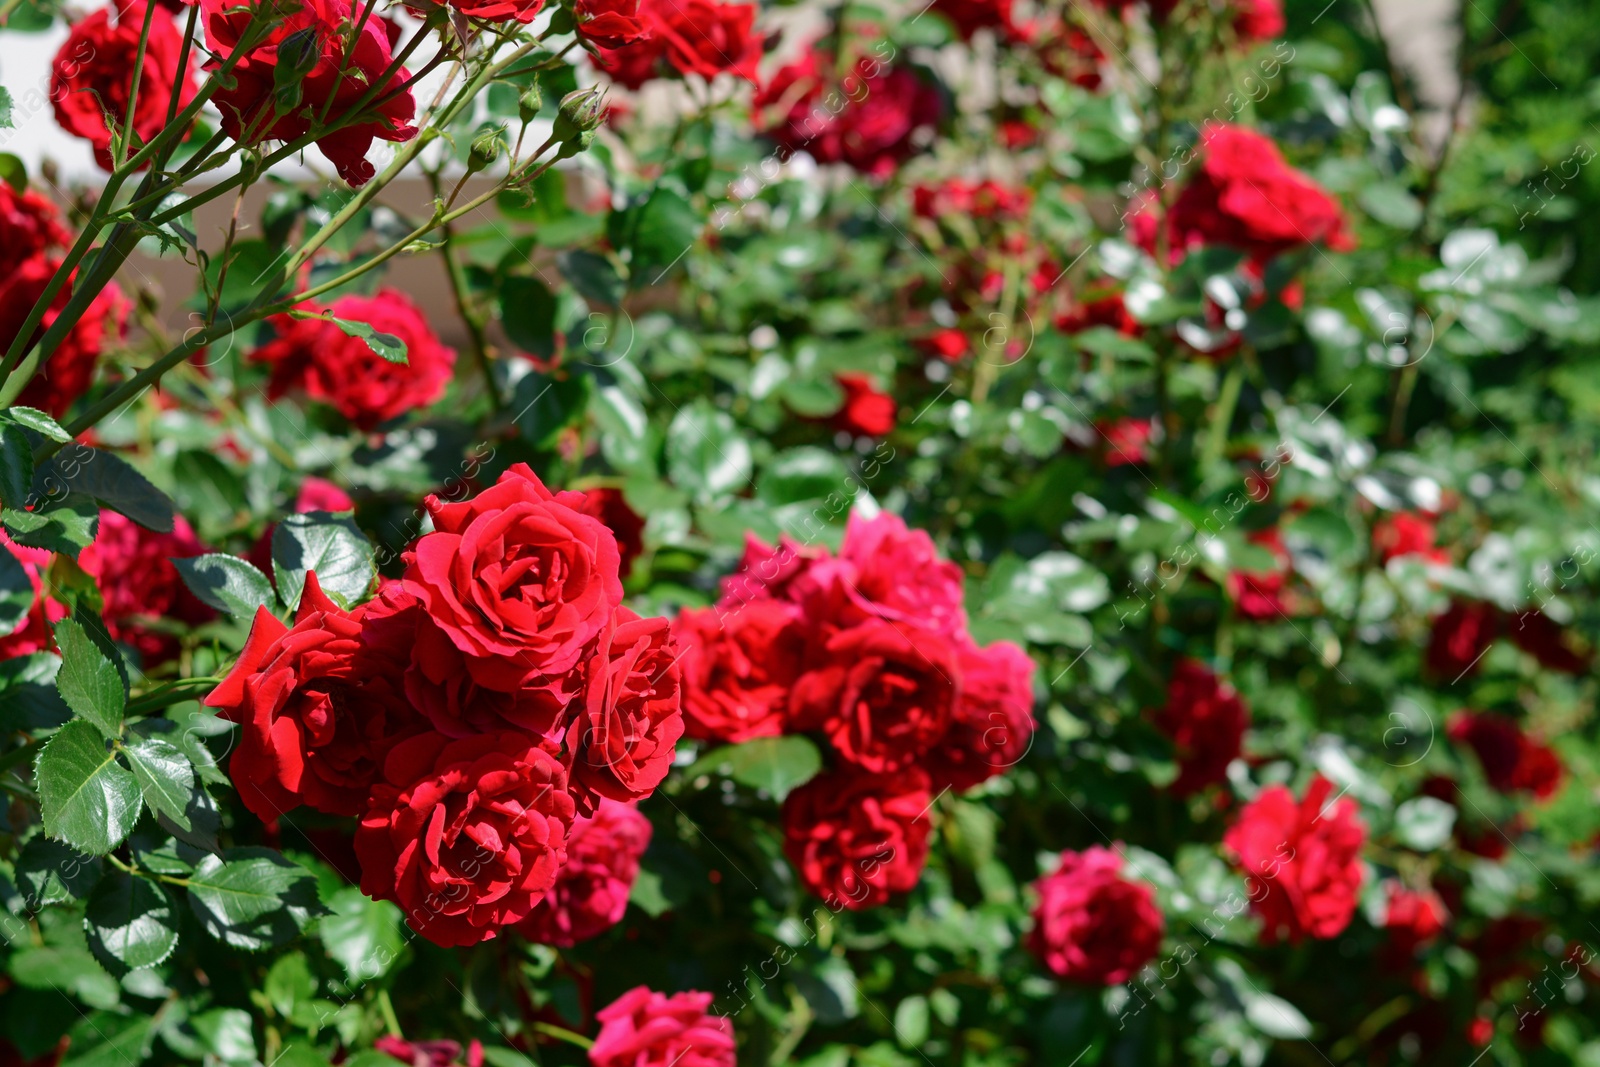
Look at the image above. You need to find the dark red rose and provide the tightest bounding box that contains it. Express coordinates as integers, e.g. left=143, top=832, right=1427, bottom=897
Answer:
left=930, top=0, right=1022, bottom=41
left=1225, top=527, right=1292, bottom=620
left=1223, top=775, right=1366, bottom=944
left=790, top=620, right=959, bottom=774
left=5, top=255, right=130, bottom=417
left=589, top=987, right=735, bottom=1067
left=205, top=576, right=428, bottom=820
left=782, top=765, right=932, bottom=910
left=715, top=532, right=828, bottom=612
left=575, top=0, right=649, bottom=48
left=356, top=730, right=577, bottom=947
left=835, top=511, right=969, bottom=639
left=79, top=509, right=212, bottom=667
left=1097, top=417, right=1154, bottom=468
left=51, top=0, right=199, bottom=171
left=1383, top=881, right=1448, bottom=959
left=1138, top=124, right=1352, bottom=263
left=564, top=607, right=683, bottom=813
left=1148, top=659, right=1247, bottom=795
left=0, top=533, right=67, bottom=659
left=1028, top=845, right=1164, bottom=985
left=1426, top=600, right=1501, bottom=680
left=673, top=601, right=806, bottom=744
left=202, top=0, right=417, bottom=186
left=376, top=1037, right=483, bottom=1067
left=401, top=463, right=623, bottom=693
left=517, top=799, right=651, bottom=947
left=576, top=487, right=646, bottom=579
left=921, top=328, right=971, bottom=362
left=1373, top=511, right=1448, bottom=565
left=924, top=639, right=1035, bottom=792
left=595, top=0, right=760, bottom=87
left=831, top=373, right=897, bottom=437
left=1447, top=711, right=1564, bottom=799
left=1506, top=609, right=1591, bottom=675
left=754, top=52, right=944, bottom=178
left=912, top=178, right=1032, bottom=221
left=1055, top=291, right=1142, bottom=337
left=253, top=289, right=456, bottom=430
left=1231, top=0, right=1285, bottom=39
left=0, top=184, right=71, bottom=261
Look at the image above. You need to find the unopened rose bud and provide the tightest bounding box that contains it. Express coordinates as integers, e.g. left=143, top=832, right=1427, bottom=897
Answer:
left=518, top=83, right=542, bottom=125
left=468, top=125, right=508, bottom=172
left=552, top=86, right=605, bottom=158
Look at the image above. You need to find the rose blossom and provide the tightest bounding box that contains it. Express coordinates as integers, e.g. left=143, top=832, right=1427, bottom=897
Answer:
left=0, top=184, right=71, bottom=262
left=3, top=255, right=130, bottom=417
left=595, top=0, right=760, bottom=87
left=1506, top=609, right=1591, bottom=675
left=253, top=289, right=456, bottom=430
left=576, top=487, right=646, bottom=579
left=1425, top=600, right=1499, bottom=680
left=1223, top=774, right=1366, bottom=944
left=1447, top=711, right=1564, bottom=800
left=1383, top=882, right=1448, bottom=959
left=924, top=639, right=1036, bottom=792
left=376, top=1037, right=483, bottom=1067
left=575, top=0, right=649, bottom=48
left=356, top=730, right=577, bottom=946
left=1028, top=845, right=1165, bottom=985
left=205, top=575, right=428, bottom=821
left=517, top=799, right=651, bottom=946
left=400, top=463, right=622, bottom=693
left=565, top=607, right=684, bottom=813
left=835, top=511, right=968, bottom=639
left=789, top=620, right=959, bottom=774
left=79, top=509, right=212, bottom=666
left=830, top=373, right=897, bottom=437
left=1148, top=659, right=1248, bottom=795
left=589, top=987, right=735, bottom=1067
left=781, top=765, right=932, bottom=910
left=1372, top=511, right=1449, bottom=565
left=930, top=0, right=1022, bottom=41
left=51, top=0, right=199, bottom=171
left=1226, top=527, right=1291, bottom=619
left=673, top=600, right=807, bottom=743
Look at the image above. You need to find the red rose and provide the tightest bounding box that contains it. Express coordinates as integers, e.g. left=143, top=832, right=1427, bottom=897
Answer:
left=5, top=255, right=130, bottom=417
left=589, top=987, right=735, bottom=1067
left=1225, top=527, right=1291, bottom=620
left=1055, top=291, right=1142, bottom=337
left=912, top=178, right=1031, bottom=221
left=1373, top=511, right=1448, bottom=565
left=0, top=184, right=71, bottom=261
left=1506, top=609, right=1591, bottom=675
left=438, top=0, right=544, bottom=22
left=1447, top=711, right=1564, bottom=799
left=1097, top=417, right=1154, bottom=468
left=253, top=289, right=456, bottom=430
left=51, top=0, right=199, bottom=171
left=835, top=511, right=968, bottom=639
left=924, top=639, right=1036, bottom=792
left=930, top=0, right=1023, bottom=41
left=1148, top=659, right=1248, bottom=795
left=376, top=1037, right=483, bottom=1067
left=1222, top=775, right=1366, bottom=944
left=576, top=486, right=646, bottom=579
left=790, top=620, right=959, bottom=774
left=1028, top=845, right=1164, bottom=985
left=356, top=730, right=577, bottom=946
left=202, top=0, right=417, bottom=186
left=830, top=373, right=897, bottom=437
left=517, top=799, right=651, bottom=946
left=575, top=0, right=649, bottom=48
left=1231, top=0, right=1285, bottom=40
left=401, top=463, right=623, bottom=693
left=1425, top=600, right=1500, bottom=680
left=782, top=765, right=932, bottom=910
left=715, top=532, right=827, bottom=612
left=294, top=477, right=355, bottom=513
left=79, top=509, right=212, bottom=666
left=566, top=607, right=684, bottom=813
left=921, top=328, right=971, bottom=362
left=1139, top=124, right=1352, bottom=262
left=673, top=600, right=806, bottom=744
left=204, top=576, right=428, bottom=821
left=0, top=532, right=67, bottom=660
left=754, top=52, right=944, bottom=178
left=1382, top=881, right=1447, bottom=959
left=596, top=0, right=760, bottom=87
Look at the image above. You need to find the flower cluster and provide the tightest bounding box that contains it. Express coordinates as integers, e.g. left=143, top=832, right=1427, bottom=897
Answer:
left=672, top=511, right=1036, bottom=909
left=206, top=465, right=684, bottom=946
left=593, top=0, right=761, bottom=87
left=1147, top=658, right=1249, bottom=795
left=1427, top=598, right=1591, bottom=679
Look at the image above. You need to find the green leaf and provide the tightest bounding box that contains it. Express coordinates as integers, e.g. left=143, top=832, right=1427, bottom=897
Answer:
left=622, top=188, right=699, bottom=283
left=499, top=275, right=558, bottom=359
left=0, top=153, right=23, bottom=194
left=83, top=871, right=179, bottom=973
left=557, top=248, right=624, bottom=307
left=172, top=554, right=275, bottom=618
left=264, top=952, right=316, bottom=1017
left=2, top=406, right=73, bottom=442
left=3, top=497, right=99, bottom=556
left=10, top=946, right=121, bottom=1009
left=187, top=848, right=323, bottom=951
left=0, top=652, right=71, bottom=731
left=14, top=836, right=101, bottom=910
left=0, top=538, right=34, bottom=637
left=53, top=616, right=127, bottom=738
left=511, top=370, right=590, bottom=449
left=288, top=310, right=408, bottom=364
left=120, top=736, right=195, bottom=827
left=0, top=421, right=33, bottom=509
left=271, top=512, right=375, bottom=611
left=32, top=445, right=175, bottom=533
left=190, top=1008, right=257, bottom=1064
left=319, top=886, right=404, bottom=983
left=61, top=1015, right=152, bottom=1067
left=0, top=87, right=12, bottom=129
left=1358, top=181, right=1424, bottom=230
left=687, top=735, right=822, bottom=801
left=665, top=402, right=753, bottom=503
left=36, top=720, right=141, bottom=855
